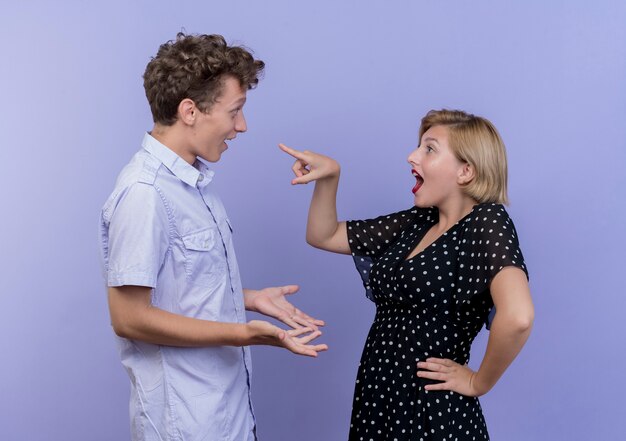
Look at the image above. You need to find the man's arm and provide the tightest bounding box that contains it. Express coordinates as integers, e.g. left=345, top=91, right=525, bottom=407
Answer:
left=108, top=285, right=327, bottom=356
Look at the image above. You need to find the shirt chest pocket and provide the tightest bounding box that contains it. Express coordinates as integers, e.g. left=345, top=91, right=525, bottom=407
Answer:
left=181, top=227, right=227, bottom=286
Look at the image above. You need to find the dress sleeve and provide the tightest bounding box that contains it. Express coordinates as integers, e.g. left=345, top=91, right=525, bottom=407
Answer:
left=346, top=206, right=427, bottom=301
left=456, top=204, right=529, bottom=304
left=346, top=207, right=424, bottom=258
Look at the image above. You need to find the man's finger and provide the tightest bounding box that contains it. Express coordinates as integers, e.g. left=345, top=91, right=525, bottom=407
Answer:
left=295, top=342, right=328, bottom=356
left=286, top=341, right=320, bottom=357
left=308, top=343, right=328, bottom=352
left=287, top=327, right=312, bottom=337
left=295, top=330, right=322, bottom=344
left=292, top=315, right=319, bottom=331
left=281, top=316, right=303, bottom=330
left=296, top=313, right=325, bottom=327
left=296, top=311, right=322, bottom=323
left=281, top=285, right=300, bottom=295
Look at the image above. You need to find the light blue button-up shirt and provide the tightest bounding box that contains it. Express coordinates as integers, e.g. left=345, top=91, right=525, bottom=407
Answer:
left=100, top=133, right=255, bottom=441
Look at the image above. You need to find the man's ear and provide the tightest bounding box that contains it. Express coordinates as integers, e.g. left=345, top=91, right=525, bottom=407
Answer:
left=178, top=99, right=197, bottom=126
left=458, top=162, right=475, bottom=185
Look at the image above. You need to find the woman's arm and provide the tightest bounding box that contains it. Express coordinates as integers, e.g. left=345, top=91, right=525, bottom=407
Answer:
left=279, top=144, right=350, bottom=254
left=416, top=267, right=534, bottom=396
left=470, top=267, right=534, bottom=393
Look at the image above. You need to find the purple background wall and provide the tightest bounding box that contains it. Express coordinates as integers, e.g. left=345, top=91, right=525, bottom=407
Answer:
left=1, top=1, right=625, bottom=440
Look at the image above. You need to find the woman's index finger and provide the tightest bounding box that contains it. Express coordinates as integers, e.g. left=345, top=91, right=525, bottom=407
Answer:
left=278, top=143, right=305, bottom=160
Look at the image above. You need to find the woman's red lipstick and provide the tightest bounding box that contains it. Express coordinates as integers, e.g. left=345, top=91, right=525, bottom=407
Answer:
left=411, top=169, right=424, bottom=194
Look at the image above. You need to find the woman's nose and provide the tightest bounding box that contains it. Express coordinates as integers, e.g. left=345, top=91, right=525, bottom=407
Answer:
left=407, top=147, right=420, bottom=165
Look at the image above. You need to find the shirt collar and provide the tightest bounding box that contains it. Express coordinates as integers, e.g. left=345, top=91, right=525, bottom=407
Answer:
left=142, top=132, right=214, bottom=187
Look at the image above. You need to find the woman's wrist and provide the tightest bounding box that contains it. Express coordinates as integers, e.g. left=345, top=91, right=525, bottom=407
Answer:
left=471, top=370, right=493, bottom=396
left=319, top=162, right=340, bottom=180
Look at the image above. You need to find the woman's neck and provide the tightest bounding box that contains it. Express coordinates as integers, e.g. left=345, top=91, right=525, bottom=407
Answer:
left=435, top=196, right=478, bottom=231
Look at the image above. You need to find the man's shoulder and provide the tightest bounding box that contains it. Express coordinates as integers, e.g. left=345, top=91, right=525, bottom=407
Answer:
left=116, top=149, right=163, bottom=186
left=101, top=150, right=166, bottom=221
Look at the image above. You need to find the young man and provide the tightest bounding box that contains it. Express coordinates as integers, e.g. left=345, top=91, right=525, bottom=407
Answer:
left=99, top=33, right=327, bottom=441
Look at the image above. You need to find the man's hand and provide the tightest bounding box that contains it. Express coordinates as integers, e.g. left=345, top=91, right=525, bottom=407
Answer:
left=244, top=285, right=325, bottom=331
left=246, top=320, right=328, bottom=357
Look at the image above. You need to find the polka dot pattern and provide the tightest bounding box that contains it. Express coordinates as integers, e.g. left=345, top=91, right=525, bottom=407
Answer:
left=346, top=203, right=528, bottom=440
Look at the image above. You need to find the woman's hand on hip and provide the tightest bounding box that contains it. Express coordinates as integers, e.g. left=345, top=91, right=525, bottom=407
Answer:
left=417, top=357, right=489, bottom=397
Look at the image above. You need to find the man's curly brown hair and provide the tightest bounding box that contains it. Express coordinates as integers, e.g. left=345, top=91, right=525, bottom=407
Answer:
left=143, top=33, right=265, bottom=126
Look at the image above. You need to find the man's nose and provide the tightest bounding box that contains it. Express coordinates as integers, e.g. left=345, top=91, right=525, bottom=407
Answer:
left=236, top=112, right=247, bottom=133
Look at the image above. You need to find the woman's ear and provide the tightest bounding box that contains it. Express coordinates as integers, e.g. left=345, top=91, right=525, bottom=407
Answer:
left=458, top=162, right=475, bottom=185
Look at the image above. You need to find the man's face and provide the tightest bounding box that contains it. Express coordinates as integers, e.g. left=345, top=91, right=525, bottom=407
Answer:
left=191, top=76, right=248, bottom=162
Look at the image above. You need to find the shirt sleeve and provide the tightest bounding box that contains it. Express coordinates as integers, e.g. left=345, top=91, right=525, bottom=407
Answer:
left=105, top=182, right=170, bottom=288
left=346, top=206, right=427, bottom=301
left=456, top=204, right=529, bottom=304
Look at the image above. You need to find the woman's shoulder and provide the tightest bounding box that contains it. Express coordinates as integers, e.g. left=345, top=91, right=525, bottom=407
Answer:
left=469, top=203, right=511, bottom=223
left=460, top=203, right=518, bottom=238
left=356, top=205, right=435, bottom=225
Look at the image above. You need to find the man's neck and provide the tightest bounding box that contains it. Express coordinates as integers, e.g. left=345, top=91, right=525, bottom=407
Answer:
left=151, top=123, right=196, bottom=165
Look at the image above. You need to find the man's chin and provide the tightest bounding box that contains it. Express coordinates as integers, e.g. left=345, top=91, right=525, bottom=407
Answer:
left=197, top=149, right=223, bottom=163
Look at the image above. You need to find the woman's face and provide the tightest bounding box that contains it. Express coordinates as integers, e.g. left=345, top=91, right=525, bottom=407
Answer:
left=407, top=125, right=467, bottom=208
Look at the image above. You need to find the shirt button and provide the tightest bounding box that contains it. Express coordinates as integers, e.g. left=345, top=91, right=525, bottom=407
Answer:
left=198, top=174, right=204, bottom=182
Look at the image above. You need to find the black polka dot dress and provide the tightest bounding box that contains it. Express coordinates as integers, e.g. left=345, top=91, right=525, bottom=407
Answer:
left=346, top=203, right=528, bottom=441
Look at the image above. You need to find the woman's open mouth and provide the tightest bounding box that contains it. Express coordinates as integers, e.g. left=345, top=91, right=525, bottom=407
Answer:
left=411, top=169, right=424, bottom=194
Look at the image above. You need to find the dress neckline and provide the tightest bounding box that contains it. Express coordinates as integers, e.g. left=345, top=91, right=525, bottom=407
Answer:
left=403, top=204, right=479, bottom=262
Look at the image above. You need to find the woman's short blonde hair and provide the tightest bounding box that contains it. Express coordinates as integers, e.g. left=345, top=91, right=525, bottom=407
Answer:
left=419, top=109, right=509, bottom=204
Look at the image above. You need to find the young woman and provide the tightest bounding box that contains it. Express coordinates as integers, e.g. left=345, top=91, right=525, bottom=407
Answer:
left=280, top=109, right=534, bottom=440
